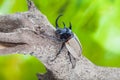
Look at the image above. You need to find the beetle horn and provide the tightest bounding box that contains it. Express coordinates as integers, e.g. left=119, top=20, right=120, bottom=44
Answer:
left=56, top=15, right=62, bottom=29
left=69, top=22, right=72, bottom=30
left=62, top=22, right=66, bottom=28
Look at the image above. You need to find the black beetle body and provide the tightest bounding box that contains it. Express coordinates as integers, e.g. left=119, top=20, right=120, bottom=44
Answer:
left=52, top=15, right=82, bottom=68
left=55, top=15, right=74, bottom=42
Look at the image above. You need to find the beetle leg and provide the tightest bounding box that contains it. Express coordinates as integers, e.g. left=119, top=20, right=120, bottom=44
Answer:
left=51, top=42, right=65, bottom=61
left=68, top=51, right=76, bottom=68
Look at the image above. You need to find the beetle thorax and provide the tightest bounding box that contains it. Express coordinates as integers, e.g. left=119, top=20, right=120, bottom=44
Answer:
left=55, top=28, right=74, bottom=42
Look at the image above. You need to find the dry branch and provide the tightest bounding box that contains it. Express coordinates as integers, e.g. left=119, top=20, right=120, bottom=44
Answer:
left=0, top=0, right=120, bottom=80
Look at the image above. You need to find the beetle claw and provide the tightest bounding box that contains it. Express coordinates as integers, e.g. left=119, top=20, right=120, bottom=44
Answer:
left=62, top=22, right=66, bottom=28
left=69, top=22, right=72, bottom=30
left=55, top=15, right=63, bottom=29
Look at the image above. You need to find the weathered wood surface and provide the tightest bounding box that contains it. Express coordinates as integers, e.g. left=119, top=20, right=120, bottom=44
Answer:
left=0, top=0, right=120, bottom=80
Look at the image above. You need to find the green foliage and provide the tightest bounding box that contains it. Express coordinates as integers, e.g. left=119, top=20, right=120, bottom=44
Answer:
left=33, top=0, right=120, bottom=67
left=0, top=0, right=120, bottom=69
left=0, top=0, right=27, bottom=14
left=0, top=54, right=46, bottom=80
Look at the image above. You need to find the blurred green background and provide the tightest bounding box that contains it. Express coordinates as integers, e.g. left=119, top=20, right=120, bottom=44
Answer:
left=0, top=54, right=46, bottom=80
left=0, top=0, right=120, bottom=79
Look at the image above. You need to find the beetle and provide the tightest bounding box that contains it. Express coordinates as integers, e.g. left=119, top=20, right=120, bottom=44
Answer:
left=52, top=15, right=82, bottom=68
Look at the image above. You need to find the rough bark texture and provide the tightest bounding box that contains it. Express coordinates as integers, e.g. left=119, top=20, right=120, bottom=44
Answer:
left=0, top=0, right=120, bottom=80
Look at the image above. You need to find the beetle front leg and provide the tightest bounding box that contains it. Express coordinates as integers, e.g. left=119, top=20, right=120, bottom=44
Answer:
left=51, top=42, right=65, bottom=61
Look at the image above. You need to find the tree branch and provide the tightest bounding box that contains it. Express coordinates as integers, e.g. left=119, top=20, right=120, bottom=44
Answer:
left=0, top=0, right=120, bottom=80
left=0, top=32, right=24, bottom=43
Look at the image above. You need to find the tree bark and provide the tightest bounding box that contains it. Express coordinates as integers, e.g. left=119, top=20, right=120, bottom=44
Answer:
left=0, top=0, right=120, bottom=80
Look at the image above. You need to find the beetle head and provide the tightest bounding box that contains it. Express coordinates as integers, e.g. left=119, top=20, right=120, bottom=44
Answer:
left=55, top=15, right=74, bottom=42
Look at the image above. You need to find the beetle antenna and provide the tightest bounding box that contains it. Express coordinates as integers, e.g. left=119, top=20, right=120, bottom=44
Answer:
left=62, top=22, right=66, bottom=28
left=69, top=22, right=72, bottom=30
left=56, top=15, right=62, bottom=29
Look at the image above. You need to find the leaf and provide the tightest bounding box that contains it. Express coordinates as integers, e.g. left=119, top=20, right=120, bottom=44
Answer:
left=0, top=54, right=46, bottom=80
